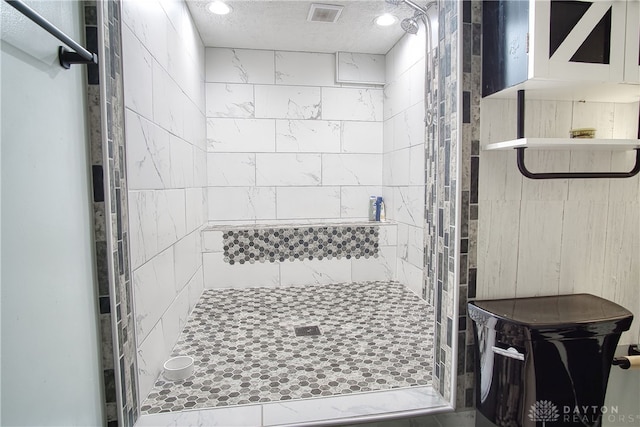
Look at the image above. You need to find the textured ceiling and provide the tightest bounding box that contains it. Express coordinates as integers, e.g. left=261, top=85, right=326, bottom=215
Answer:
left=186, top=0, right=418, bottom=54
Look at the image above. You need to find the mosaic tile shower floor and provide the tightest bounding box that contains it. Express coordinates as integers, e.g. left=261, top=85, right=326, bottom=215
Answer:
left=140, top=281, right=434, bottom=414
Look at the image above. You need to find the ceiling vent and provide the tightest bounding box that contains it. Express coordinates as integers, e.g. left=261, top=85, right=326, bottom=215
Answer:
left=307, top=3, right=344, bottom=23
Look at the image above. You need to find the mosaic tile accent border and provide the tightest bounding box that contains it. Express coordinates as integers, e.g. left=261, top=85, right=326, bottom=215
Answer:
left=457, top=0, right=481, bottom=409
left=223, top=225, right=380, bottom=264
left=86, top=1, right=138, bottom=425
left=140, top=281, right=433, bottom=414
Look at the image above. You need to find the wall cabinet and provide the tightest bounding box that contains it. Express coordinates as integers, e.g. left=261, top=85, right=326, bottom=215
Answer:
left=483, top=0, right=640, bottom=101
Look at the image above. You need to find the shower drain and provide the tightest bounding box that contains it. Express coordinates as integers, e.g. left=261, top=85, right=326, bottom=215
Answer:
left=294, top=325, right=322, bottom=336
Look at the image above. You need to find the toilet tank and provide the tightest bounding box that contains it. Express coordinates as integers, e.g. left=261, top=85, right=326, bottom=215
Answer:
left=469, top=294, right=633, bottom=427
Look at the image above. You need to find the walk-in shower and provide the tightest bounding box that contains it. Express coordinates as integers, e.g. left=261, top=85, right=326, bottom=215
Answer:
left=123, top=0, right=446, bottom=425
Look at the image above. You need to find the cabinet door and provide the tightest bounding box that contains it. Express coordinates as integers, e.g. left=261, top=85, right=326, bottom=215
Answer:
left=532, top=0, right=627, bottom=82
left=624, top=0, right=640, bottom=83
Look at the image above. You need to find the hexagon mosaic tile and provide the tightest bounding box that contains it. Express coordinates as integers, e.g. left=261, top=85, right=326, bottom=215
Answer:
left=222, top=225, right=379, bottom=264
left=140, top=281, right=434, bottom=414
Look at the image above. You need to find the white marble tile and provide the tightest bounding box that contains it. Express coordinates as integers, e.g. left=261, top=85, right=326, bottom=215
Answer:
left=193, top=148, right=208, bottom=187
left=276, top=186, right=341, bottom=219
left=406, top=224, right=424, bottom=268
left=169, top=135, right=194, bottom=189
left=126, top=110, right=171, bottom=190
left=322, top=87, right=383, bottom=122
left=279, top=258, right=352, bottom=286
left=256, top=153, right=322, bottom=186
left=394, top=102, right=426, bottom=150
left=397, top=259, right=424, bottom=297
left=122, top=0, right=169, bottom=70
left=122, top=24, right=153, bottom=119
left=336, top=52, right=385, bottom=85
left=205, top=83, right=255, bottom=118
left=202, top=229, right=224, bottom=253
left=515, top=201, right=564, bottom=297
left=136, top=321, right=166, bottom=401
left=207, top=187, right=276, bottom=221
left=341, top=121, right=384, bottom=154
left=206, top=118, right=276, bottom=153
left=339, top=186, right=383, bottom=219
left=409, top=59, right=426, bottom=107
left=203, top=252, right=280, bottom=288
left=396, top=222, right=409, bottom=261
left=156, top=189, right=187, bottom=251
left=173, top=230, right=201, bottom=292
left=559, top=201, right=608, bottom=295
left=135, top=404, right=262, bottom=427
left=383, top=118, right=394, bottom=153
left=207, top=153, right=256, bottom=186
left=383, top=149, right=410, bottom=186
left=276, top=120, right=340, bottom=153
left=351, top=246, right=396, bottom=281
left=322, top=154, right=383, bottom=185
left=392, top=186, right=424, bottom=227
left=187, top=267, right=205, bottom=310
left=409, top=144, right=425, bottom=186
left=383, top=73, right=411, bottom=121
left=255, top=85, right=321, bottom=119
left=153, top=60, right=183, bottom=136
left=185, top=188, right=206, bottom=233
left=129, top=190, right=159, bottom=269
left=133, top=247, right=176, bottom=344
left=160, top=285, right=190, bottom=355
left=206, top=48, right=275, bottom=84
left=275, top=51, right=335, bottom=86
left=262, top=386, right=447, bottom=426
left=183, top=98, right=206, bottom=151
left=378, top=223, right=398, bottom=246
left=476, top=200, right=521, bottom=300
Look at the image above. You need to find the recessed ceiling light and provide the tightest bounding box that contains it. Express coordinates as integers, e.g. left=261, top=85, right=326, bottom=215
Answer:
left=208, top=1, right=232, bottom=15
left=375, top=13, right=398, bottom=27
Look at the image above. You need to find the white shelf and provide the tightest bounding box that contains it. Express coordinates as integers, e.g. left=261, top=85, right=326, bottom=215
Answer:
left=484, top=138, right=640, bottom=151
left=483, top=79, right=640, bottom=103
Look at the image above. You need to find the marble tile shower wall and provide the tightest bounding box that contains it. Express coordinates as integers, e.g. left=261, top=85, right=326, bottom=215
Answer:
left=383, top=22, right=428, bottom=297
left=120, top=0, right=208, bottom=402
left=205, top=48, right=384, bottom=223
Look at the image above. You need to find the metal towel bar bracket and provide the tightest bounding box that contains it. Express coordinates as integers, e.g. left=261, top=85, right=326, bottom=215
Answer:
left=515, top=90, right=640, bottom=180
left=5, top=0, right=98, bottom=68
left=516, top=147, right=640, bottom=180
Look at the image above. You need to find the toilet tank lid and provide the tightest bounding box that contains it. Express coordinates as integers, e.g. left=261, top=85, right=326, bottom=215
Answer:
left=469, top=293, right=634, bottom=329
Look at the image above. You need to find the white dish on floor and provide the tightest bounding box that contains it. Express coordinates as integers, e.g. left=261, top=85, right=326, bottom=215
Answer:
left=163, top=356, right=194, bottom=381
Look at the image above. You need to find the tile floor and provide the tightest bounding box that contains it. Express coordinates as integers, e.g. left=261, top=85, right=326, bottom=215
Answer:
left=140, top=281, right=435, bottom=414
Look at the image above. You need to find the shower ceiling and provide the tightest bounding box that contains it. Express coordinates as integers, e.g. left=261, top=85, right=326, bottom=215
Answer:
left=186, top=0, right=411, bottom=54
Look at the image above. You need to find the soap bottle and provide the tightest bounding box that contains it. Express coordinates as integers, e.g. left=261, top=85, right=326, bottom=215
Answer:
left=380, top=199, right=386, bottom=222
left=369, top=196, right=377, bottom=221
left=375, top=196, right=383, bottom=221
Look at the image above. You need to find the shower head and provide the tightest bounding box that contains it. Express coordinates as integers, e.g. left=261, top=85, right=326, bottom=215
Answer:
left=401, top=16, right=420, bottom=34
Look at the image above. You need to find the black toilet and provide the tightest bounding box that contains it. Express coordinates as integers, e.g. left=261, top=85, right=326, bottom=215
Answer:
left=469, top=294, right=633, bottom=427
